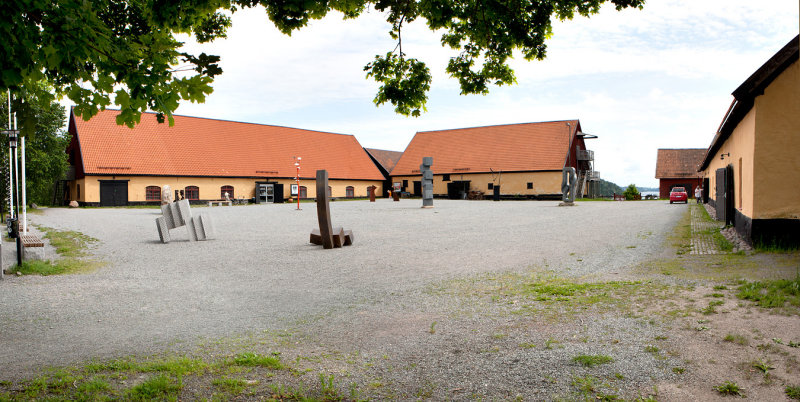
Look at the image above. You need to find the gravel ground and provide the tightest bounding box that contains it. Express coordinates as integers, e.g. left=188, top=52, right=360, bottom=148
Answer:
left=0, top=199, right=684, bottom=388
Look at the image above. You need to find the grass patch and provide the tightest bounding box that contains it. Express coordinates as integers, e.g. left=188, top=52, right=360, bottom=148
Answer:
left=715, top=381, right=743, bottom=396
left=7, top=226, right=103, bottom=276
left=786, top=385, right=800, bottom=400
left=126, top=374, right=182, bottom=401
left=231, top=353, right=283, bottom=369
left=723, top=333, right=749, bottom=346
left=736, top=276, right=800, bottom=310
left=212, top=376, right=249, bottom=395
left=572, top=354, right=614, bottom=367
left=39, top=226, right=98, bottom=258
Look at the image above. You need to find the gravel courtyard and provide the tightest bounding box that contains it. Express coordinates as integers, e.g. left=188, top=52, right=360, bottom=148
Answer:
left=1, top=200, right=680, bottom=377
left=7, top=200, right=798, bottom=400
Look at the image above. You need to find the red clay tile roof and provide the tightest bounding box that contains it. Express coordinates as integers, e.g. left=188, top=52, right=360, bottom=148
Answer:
left=391, top=120, right=580, bottom=175
left=364, top=148, right=403, bottom=173
left=655, top=149, right=706, bottom=179
left=71, top=109, right=385, bottom=180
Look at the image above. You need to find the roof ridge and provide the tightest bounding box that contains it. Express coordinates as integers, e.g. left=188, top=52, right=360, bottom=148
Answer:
left=81, top=108, right=358, bottom=138
left=416, top=119, right=579, bottom=134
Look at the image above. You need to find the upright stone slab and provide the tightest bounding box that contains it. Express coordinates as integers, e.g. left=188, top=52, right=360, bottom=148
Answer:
left=156, top=216, right=170, bottom=243
left=315, top=170, right=335, bottom=249
left=421, top=156, right=434, bottom=208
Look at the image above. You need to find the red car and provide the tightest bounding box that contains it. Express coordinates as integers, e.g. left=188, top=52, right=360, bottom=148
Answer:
left=669, top=187, right=688, bottom=204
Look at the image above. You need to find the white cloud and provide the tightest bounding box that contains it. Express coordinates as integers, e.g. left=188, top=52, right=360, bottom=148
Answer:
left=72, top=0, right=800, bottom=187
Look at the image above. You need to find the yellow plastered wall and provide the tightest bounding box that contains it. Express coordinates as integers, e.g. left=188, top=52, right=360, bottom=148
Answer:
left=391, top=171, right=562, bottom=196
left=703, top=60, right=800, bottom=220
left=72, top=176, right=383, bottom=203
left=703, top=108, right=756, bottom=218
left=752, top=60, right=800, bottom=219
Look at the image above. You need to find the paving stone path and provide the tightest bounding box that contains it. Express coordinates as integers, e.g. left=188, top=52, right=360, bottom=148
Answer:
left=690, top=203, right=725, bottom=255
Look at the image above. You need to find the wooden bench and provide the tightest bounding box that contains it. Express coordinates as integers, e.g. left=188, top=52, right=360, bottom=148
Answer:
left=20, top=234, right=44, bottom=248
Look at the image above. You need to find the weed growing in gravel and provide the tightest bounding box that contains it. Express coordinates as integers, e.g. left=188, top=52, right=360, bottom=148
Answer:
left=572, top=354, right=614, bottom=367
left=786, top=385, right=800, bottom=400
left=231, top=353, right=283, bottom=369
left=429, top=321, right=437, bottom=334
left=736, top=276, right=800, bottom=311
left=672, top=367, right=685, bottom=374
left=715, top=381, right=743, bottom=396
left=126, top=374, right=182, bottom=400
left=714, top=285, right=728, bottom=290
left=723, top=333, right=749, bottom=346
left=212, top=376, right=249, bottom=395
left=751, top=359, right=773, bottom=374
left=702, top=300, right=724, bottom=315
left=1, top=352, right=355, bottom=400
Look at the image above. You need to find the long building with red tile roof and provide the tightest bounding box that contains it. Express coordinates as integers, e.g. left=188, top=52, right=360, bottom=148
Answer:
left=64, top=109, right=385, bottom=205
left=390, top=120, right=597, bottom=199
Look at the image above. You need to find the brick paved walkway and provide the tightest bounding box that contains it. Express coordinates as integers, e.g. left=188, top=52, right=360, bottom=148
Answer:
left=690, top=203, right=725, bottom=255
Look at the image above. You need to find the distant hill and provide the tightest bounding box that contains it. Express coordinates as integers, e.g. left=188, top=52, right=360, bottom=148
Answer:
left=638, top=187, right=659, bottom=192
left=592, top=179, right=624, bottom=197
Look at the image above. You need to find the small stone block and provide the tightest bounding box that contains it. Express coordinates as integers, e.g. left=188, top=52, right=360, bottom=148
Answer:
left=161, top=204, right=177, bottom=229
left=208, top=201, right=212, bottom=207
left=156, top=217, right=170, bottom=243
left=422, top=156, right=433, bottom=166
left=343, top=229, right=354, bottom=246
left=199, top=214, right=214, bottom=240
left=177, top=199, right=192, bottom=222
left=331, top=226, right=345, bottom=248
left=193, top=217, right=207, bottom=241
left=422, top=170, right=433, bottom=180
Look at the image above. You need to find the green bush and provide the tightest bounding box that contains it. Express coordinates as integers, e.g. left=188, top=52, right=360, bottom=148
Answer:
left=622, top=184, right=640, bottom=200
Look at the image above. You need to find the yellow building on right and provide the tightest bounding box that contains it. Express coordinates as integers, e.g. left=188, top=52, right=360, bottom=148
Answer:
left=698, top=35, right=799, bottom=247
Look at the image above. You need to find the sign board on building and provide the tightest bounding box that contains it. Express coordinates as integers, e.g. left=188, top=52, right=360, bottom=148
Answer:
left=291, top=184, right=298, bottom=195
left=393, top=182, right=401, bottom=192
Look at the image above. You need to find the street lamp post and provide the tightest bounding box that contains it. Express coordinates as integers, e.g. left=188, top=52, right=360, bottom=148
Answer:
left=294, top=157, right=301, bottom=210
left=3, top=122, right=22, bottom=267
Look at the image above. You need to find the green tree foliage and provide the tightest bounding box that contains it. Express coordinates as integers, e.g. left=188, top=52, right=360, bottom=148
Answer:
left=2, top=0, right=644, bottom=125
left=622, top=183, right=640, bottom=200
left=0, top=89, right=69, bottom=207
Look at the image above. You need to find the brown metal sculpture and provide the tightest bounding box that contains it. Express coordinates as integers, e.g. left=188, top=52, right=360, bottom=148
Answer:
left=310, top=170, right=354, bottom=248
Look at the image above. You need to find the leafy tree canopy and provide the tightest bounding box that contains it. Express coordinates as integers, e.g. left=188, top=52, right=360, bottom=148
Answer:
left=622, top=183, right=640, bottom=200
left=0, top=86, right=69, bottom=207
left=1, top=0, right=644, bottom=126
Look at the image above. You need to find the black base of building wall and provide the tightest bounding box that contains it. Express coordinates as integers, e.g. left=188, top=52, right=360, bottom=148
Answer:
left=710, top=201, right=800, bottom=248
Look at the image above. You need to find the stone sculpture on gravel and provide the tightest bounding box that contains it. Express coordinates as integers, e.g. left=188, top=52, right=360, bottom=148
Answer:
left=309, top=170, right=353, bottom=249
left=161, top=185, right=173, bottom=205
left=559, top=167, right=577, bottom=206
left=421, top=157, right=434, bottom=208
left=156, top=199, right=214, bottom=243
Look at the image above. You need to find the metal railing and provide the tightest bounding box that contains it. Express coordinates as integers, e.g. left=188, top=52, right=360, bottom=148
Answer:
left=578, top=149, right=594, bottom=161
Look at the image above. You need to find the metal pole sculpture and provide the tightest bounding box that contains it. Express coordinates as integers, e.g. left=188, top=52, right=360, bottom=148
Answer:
left=295, top=157, right=302, bottom=210
left=315, top=170, right=334, bottom=249
left=559, top=167, right=577, bottom=206
left=421, top=157, right=433, bottom=208
left=309, top=169, right=353, bottom=248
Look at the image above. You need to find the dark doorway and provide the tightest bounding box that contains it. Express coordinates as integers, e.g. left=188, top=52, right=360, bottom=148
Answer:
left=413, top=181, right=422, bottom=197
left=702, top=177, right=709, bottom=203
left=493, top=185, right=500, bottom=201
left=273, top=183, right=284, bottom=203
left=99, top=181, right=128, bottom=206
left=446, top=181, right=470, bottom=199
left=715, top=166, right=734, bottom=225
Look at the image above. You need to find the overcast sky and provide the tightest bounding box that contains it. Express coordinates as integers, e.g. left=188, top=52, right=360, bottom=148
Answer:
left=170, top=0, right=799, bottom=188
